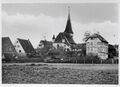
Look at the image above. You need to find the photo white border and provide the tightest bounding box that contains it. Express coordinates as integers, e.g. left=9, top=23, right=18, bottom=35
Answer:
left=0, top=0, right=120, bottom=87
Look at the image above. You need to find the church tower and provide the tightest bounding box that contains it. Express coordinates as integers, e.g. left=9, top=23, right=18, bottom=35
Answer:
left=53, top=6, right=76, bottom=50
left=64, top=6, right=73, bottom=37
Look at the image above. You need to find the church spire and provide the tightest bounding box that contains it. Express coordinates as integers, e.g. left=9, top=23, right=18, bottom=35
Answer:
left=64, top=6, right=73, bottom=34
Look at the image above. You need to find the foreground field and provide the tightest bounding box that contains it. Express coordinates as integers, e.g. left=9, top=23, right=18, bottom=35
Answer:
left=2, top=63, right=118, bottom=84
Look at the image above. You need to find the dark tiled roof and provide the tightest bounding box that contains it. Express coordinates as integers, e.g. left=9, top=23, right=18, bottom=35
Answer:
left=17, top=38, right=35, bottom=53
left=2, top=37, right=17, bottom=53
left=64, top=14, right=73, bottom=34
left=86, top=33, right=108, bottom=43
left=54, top=32, right=76, bottom=45
left=40, top=40, right=53, bottom=46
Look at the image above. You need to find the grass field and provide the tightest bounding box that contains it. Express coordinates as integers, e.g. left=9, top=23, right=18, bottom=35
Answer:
left=2, top=63, right=118, bottom=84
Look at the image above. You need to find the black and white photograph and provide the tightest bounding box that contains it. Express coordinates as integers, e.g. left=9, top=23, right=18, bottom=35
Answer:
left=1, top=0, right=119, bottom=86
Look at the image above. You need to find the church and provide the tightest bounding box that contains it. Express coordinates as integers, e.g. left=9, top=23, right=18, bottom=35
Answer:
left=53, top=7, right=76, bottom=51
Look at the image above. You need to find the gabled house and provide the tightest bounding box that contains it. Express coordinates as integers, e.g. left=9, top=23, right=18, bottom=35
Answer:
left=37, top=40, right=53, bottom=49
left=36, top=40, right=53, bottom=56
left=85, top=33, right=108, bottom=59
left=53, top=7, right=76, bottom=51
left=14, top=38, right=35, bottom=57
left=2, top=37, right=17, bottom=59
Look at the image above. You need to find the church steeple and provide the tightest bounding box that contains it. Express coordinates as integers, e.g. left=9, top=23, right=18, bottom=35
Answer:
left=64, top=6, right=73, bottom=34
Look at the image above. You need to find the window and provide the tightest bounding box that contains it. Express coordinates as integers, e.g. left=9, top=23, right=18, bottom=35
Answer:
left=87, top=47, right=89, bottom=51
left=19, top=50, right=21, bottom=53
left=57, top=44, right=59, bottom=48
left=39, top=44, right=42, bottom=46
left=91, top=48, right=93, bottom=51
left=97, top=42, right=101, bottom=45
left=87, top=42, right=90, bottom=46
left=17, top=41, right=18, bottom=43
left=91, top=42, right=93, bottom=46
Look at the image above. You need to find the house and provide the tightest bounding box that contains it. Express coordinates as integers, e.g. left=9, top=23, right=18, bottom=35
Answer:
left=53, top=7, right=76, bottom=51
left=14, top=38, right=35, bottom=57
left=2, top=37, right=17, bottom=59
left=85, top=33, right=108, bottom=59
left=37, top=40, right=53, bottom=49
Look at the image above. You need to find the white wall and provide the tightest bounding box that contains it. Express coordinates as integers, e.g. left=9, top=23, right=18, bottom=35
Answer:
left=14, top=40, right=26, bottom=57
left=37, top=42, right=44, bottom=49
left=86, top=38, right=108, bottom=59
left=53, top=43, right=70, bottom=50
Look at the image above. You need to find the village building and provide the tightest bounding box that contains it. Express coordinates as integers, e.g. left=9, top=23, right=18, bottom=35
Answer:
left=53, top=7, right=76, bottom=51
left=85, top=33, right=108, bottom=59
left=37, top=40, right=53, bottom=49
left=14, top=38, right=35, bottom=57
left=36, top=40, right=54, bottom=56
left=2, top=37, right=17, bottom=59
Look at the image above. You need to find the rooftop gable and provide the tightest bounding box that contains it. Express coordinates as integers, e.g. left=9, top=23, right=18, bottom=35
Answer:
left=86, top=33, right=108, bottom=43
left=17, top=38, right=35, bottom=53
left=54, top=32, right=75, bottom=45
left=2, top=37, right=17, bottom=53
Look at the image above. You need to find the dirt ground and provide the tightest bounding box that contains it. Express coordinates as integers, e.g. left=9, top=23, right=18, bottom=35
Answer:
left=2, top=63, right=118, bottom=84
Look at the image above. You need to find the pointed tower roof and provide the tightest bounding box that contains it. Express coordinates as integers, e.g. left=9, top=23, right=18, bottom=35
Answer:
left=52, top=35, right=55, bottom=39
left=64, top=6, right=73, bottom=34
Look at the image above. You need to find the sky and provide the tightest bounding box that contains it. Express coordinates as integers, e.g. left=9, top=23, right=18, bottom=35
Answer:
left=2, top=3, right=119, bottom=48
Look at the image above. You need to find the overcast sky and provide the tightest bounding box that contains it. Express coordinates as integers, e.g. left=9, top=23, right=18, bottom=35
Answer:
left=2, top=3, right=119, bottom=48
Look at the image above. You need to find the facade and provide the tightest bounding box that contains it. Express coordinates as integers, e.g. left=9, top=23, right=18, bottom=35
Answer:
left=2, top=37, right=17, bottom=59
left=86, top=33, right=108, bottom=59
left=53, top=8, right=76, bottom=51
left=14, top=38, right=35, bottom=57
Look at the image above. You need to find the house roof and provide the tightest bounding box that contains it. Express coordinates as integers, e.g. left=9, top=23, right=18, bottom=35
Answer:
left=64, top=13, right=73, bottom=34
left=86, top=33, right=108, bottom=43
left=54, top=32, right=76, bottom=45
left=2, top=37, right=17, bottom=53
left=17, top=38, right=35, bottom=53
left=40, top=40, right=53, bottom=46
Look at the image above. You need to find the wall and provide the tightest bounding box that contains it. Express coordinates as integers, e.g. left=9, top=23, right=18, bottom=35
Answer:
left=14, top=40, right=26, bottom=57
left=53, top=43, right=70, bottom=51
left=86, top=38, right=108, bottom=59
